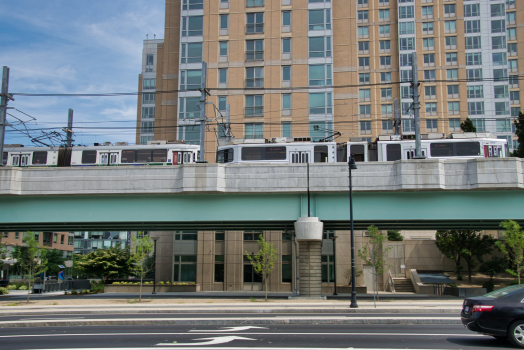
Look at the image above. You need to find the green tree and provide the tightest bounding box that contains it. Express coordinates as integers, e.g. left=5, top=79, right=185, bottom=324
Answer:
left=44, top=249, right=66, bottom=277
left=387, top=230, right=403, bottom=241
left=131, top=235, right=154, bottom=302
left=512, top=111, right=524, bottom=157
left=496, top=220, right=524, bottom=284
left=75, top=245, right=134, bottom=282
left=479, top=257, right=508, bottom=281
left=461, top=117, right=477, bottom=132
left=245, top=234, right=277, bottom=302
left=358, top=225, right=391, bottom=300
left=435, top=230, right=494, bottom=282
left=15, top=232, right=47, bottom=303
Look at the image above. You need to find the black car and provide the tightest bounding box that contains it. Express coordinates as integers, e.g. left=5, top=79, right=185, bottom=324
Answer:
left=462, top=284, right=524, bottom=348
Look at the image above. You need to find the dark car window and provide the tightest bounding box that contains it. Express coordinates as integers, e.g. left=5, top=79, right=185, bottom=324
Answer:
left=484, top=285, right=524, bottom=299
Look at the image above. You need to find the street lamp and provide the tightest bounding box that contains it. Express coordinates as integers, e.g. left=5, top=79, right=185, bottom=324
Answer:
left=348, top=155, right=358, bottom=308
left=152, top=237, right=159, bottom=295
left=330, top=235, right=338, bottom=296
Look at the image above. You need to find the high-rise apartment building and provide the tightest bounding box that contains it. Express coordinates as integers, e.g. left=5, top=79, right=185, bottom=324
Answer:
left=137, top=0, right=522, bottom=156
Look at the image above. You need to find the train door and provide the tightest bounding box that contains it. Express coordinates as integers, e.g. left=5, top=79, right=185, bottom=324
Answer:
left=484, top=145, right=502, bottom=158
left=404, top=149, right=427, bottom=159
left=100, top=152, right=119, bottom=166
left=173, top=151, right=195, bottom=165
left=10, top=154, right=20, bottom=166
left=290, top=151, right=310, bottom=163
left=15, top=154, right=30, bottom=166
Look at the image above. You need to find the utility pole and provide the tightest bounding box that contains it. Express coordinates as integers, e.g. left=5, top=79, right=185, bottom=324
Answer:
left=394, top=98, right=400, bottom=136
left=66, top=109, right=74, bottom=147
left=0, top=66, right=14, bottom=165
left=411, top=52, right=424, bottom=158
left=198, top=62, right=209, bottom=162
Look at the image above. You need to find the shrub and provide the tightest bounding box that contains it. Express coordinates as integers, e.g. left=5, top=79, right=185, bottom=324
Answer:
left=91, top=281, right=104, bottom=294
left=7, top=285, right=17, bottom=290
left=510, top=280, right=520, bottom=286
left=482, top=281, right=495, bottom=293
left=449, top=283, right=458, bottom=288
left=0, top=287, right=8, bottom=295
left=18, top=285, right=28, bottom=290
left=158, top=281, right=164, bottom=285
left=71, top=290, right=78, bottom=295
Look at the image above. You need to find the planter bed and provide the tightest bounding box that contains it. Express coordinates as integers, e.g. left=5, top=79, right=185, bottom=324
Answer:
left=104, top=284, right=200, bottom=293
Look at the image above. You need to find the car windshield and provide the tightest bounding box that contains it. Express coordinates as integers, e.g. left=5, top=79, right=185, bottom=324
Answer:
left=483, top=285, right=524, bottom=299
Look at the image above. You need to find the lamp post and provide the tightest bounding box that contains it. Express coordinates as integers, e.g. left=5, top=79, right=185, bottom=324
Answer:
left=152, top=237, right=159, bottom=295
left=330, top=235, right=338, bottom=296
left=348, top=155, right=358, bottom=308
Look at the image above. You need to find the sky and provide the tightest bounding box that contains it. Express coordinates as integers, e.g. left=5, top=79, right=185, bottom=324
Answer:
left=0, top=1, right=165, bottom=146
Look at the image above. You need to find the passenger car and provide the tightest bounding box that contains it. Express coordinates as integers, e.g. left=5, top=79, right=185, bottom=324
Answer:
left=461, top=285, right=524, bottom=348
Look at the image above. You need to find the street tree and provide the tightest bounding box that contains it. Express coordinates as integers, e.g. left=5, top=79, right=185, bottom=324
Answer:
left=512, top=111, right=524, bottom=157
left=387, top=230, right=403, bottom=241
left=461, top=117, right=477, bottom=132
left=435, top=230, right=494, bottom=282
left=131, top=235, right=154, bottom=302
left=44, top=249, right=66, bottom=277
left=245, top=234, right=278, bottom=302
left=496, top=220, right=524, bottom=284
left=15, top=232, right=47, bottom=303
left=76, top=245, right=134, bottom=282
left=358, top=225, right=391, bottom=300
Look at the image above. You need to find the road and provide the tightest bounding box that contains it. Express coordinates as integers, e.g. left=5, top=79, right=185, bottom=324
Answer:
left=0, top=324, right=512, bottom=350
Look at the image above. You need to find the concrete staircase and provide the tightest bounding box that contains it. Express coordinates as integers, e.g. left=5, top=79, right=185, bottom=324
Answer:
left=393, top=278, right=416, bottom=293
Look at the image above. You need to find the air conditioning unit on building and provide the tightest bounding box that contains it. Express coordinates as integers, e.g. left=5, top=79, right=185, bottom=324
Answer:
left=115, top=142, right=128, bottom=146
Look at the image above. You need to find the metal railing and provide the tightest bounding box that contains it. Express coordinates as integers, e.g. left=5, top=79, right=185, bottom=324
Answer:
left=386, top=269, right=395, bottom=292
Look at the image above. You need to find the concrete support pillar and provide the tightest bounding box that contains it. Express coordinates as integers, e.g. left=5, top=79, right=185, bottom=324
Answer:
left=298, top=241, right=322, bottom=297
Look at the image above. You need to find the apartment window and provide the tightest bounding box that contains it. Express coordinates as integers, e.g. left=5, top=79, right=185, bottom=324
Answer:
left=309, top=92, right=332, bottom=114
left=140, top=136, right=153, bottom=145
left=509, top=60, right=518, bottom=73
left=378, top=0, right=389, bottom=5
left=143, top=78, right=156, bottom=90
left=426, top=103, right=437, bottom=116
left=381, top=88, right=392, bottom=101
left=146, top=54, right=154, bottom=66
left=402, top=102, right=412, bottom=115
left=399, top=6, right=414, bottom=19
left=220, top=41, right=228, bottom=58
left=510, top=91, right=520, bottom=105
left=181, top=43, right=203, bottom=63
left=444, top=4, right=456, bottom=17
left=511, top=107, right=520, bottom=117
left=508, top=43, right=517, bottom=57
left=492, top=20, right=506, bottom=34
left=359, top=57, right=370, bottom=69
left=497, top=119, right=511, bottom=132
left=425, top=86, right=436, bottom=99
left=246, top=13, right=264, bottom=34
left=379, top=25, right=390, bottom=37
left=466, top=52, right=482, bottom=66
left=178, top=97, right=200, bottom=119
left=219, top=68, right=228, bottom=84
left=449, top=118, right=461, bottom=132
left=401, top=86, right=413, bottom=99
left=141, top=121, right=154, bottom=133
left=424, top=70, right=435, bottom=81
left=446, top=69, right=458, bottom=81
left=422, top=6, right=433, bottom=19
left=218, top=96, right=227, bottom=111
left=220, top=14, right=229, bottom=34
left=358, top=0, right=368, bottom=7
left=142, top=93, right=155, bottom=104
left=507, top=12, right=516, bottom=25
left=380, top=72, right=391, bottom=83
left=465, top=20, right=480, bottom=34
left=247, top=0, right=264, bottom=6
left=142, top=107, right=155, bottom=119
left=400, top=54, right=412, bottom=67
left=214, top=255, right=224, bottom=283
left=445, top=21, right=456, bottom=34
left=467, top=85, right=484, bottom=99
left=246, top=67, right=264, bottom=88
left=60, top=234, right=65, bottom=245
left=381, top=104, right=393, bottom=117
left=245, top=123, right=263, bottom=139
left=379, top=9, right=389, bottom=21
left=360, top=89, right=371, bottom=102
left=491, top=4, right=505, bottom=17
left=448, top=85, right=459, bottom=98
left=282, top=255, right=292, bottom=283
left=359, top=73, right=370, bottom=84
left=382, top=120, right=394, bottom=134
left=468, top=102, right=485, bottom=115
left=245, top=95, right=264, bottom=116
left=507, top=0, right=515, bottom=9
left=379, top=40, right=390, bottom=53
left=399, top=37, right=414, bottom=51
left=448, top=102, right=460, bottom=115
left=493, top=69, right=508, bottom=82
left=357, top=10, right=368, bottom=23
left=309, top=64, right=332, bottom=86
left=493, top=52, right=507, bottom=66
left=422, top=22, right=434, bottom=35
left=358, top=26, right=369, bottom=39
left=494, top=85, right=509, bottom=99
left=399, top=22, right=415, bottom=35
left=180, top=70, right=202, bottom=90
left=508, top=28, right=517, bottom=40
left=380, top=56, right=391, bottom=69
left=465, top=37, right=481, bottom=49
left=464, top=4, right=480, bottom=17
left=309, top=9, right=331, bottom=30
left=472, top=119, right=486, bottom=132
left=401, top=69, right=413, bottom=82
left=445, top=36, right=457, bottom=50
left=423, top=53, right=435, bottom=66
left=510, top=75, right=519, bottom=88
left=358, top=41, right=369, bottom=54
left=403, top=119, right=415, bottom=132
left=173, top=255, right=197, bottom=282
left=309, top=37, right=331, bottom=58
left=282, top=11, right=291, bottom=27
left=282, top=122, right=291, bottom=137
left=446, top=53, right=458, bottom=65
left=182, top=16, right=204, bottom=36
left=496, top=102, right=510, bottom=115
left=426, top=119, right=438, bottom=132
left=467, top=69, right=482, bottom=81
left=183, top=0, right=203, bottom=10
left=53, top=233, right=58, bottom=244
left=282, top=38, right=291, bottom=54
left=360, top=121, right=371, bottom=135
left=246, top=40, right=263, bottom=61
left=360, top=105, right=371, bottom=117
left=282, top=94, right=291, bottom=110
left=423, top=38, right=434, bottom=51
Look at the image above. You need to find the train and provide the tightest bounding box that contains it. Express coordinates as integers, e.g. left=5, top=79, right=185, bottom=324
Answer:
left=2, top=132, right=508, bottom=168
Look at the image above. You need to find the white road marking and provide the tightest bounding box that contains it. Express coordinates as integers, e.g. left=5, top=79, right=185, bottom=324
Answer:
left=190, top=326, right=268, bottom=332
left=20, top=347, right=464, bottom=350
left=156, top=336, right=256, bottom=346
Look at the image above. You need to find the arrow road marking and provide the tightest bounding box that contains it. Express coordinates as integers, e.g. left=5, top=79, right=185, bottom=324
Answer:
left=156, top=336, right=256, bottom=346
left=190, top=326, right=268, bottom=332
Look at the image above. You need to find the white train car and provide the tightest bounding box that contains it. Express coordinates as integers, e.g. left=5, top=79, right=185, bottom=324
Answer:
left=217, top=139, right=337, bottom=164
left=3, top=146, right=62, bottom=167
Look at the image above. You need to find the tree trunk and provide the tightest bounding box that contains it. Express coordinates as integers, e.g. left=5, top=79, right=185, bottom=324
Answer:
left=265, top=276, right=268, bottom=302
left=139, top=275, right=143, bottom=302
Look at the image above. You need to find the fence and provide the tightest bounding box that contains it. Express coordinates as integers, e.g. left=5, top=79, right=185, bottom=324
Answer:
left=33, top=280, right=91, bottom=293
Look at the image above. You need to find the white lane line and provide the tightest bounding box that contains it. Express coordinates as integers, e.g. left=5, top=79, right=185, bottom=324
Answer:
left=20, top=317, right=86, bottom=320
left=18, top=347, right=464, bottom=350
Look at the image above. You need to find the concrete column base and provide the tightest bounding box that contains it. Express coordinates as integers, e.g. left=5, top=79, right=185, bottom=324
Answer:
left=298, top=241, right=322, bottom=297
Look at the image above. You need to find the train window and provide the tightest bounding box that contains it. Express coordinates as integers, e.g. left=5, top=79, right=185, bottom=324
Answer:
left=242, top=147, right=264, bottom=160
left=81, top=150, right=97, bottom=164
left=265, top=147, right=286, bottom=160
left=314, top=146, right=329, bottom=162
left=32, top=151, right=47, bottom=165
left=350, top=145, right=365, bottom=162
left=430, top=143, right=454, bottom=157
left=456, top=142, right=480, bottom=156
left=386, top=144, right=401, bottom=161
left=121, top=150, right=137, bottom=163
left=137, top=150, right=152, bottom=163
left=152, top=149, right=168, bottom=162
left=217, top=149, right=234, bottom=163
left=2, top=152, right=7, bottom=165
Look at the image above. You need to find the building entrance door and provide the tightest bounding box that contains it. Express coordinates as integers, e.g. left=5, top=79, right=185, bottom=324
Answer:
left=243, top=264, right=263, bottom=291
